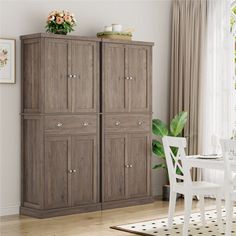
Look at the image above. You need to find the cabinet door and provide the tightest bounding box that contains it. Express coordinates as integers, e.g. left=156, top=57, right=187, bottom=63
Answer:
left=45, top=136, right=70, bottom=209
left=127, top=133, right=150, bottom=198
left=103, top=44, right=128, bottom=112
left=103, top=134, right=126, bottom=201
left=71, top=41, right=99, bottom=113
left=71, top=135, right=99, bottom=205
left=44, top=39, right=71, bottom=113
left=127, top=46, right=151, bottom=112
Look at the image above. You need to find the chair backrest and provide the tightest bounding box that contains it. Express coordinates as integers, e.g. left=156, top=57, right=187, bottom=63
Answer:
left=162, top=136, right=192, bottom=187
left=220, top=139, right=236, bottom=188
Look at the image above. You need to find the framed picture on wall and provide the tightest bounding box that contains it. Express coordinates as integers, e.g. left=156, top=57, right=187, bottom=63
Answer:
left=0, top=38, right=16, bottom=84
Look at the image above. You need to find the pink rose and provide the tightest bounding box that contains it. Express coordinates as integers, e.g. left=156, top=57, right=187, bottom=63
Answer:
left=56, top=17, right=64, bottom=25
left=64, top=15, right=72, bottom=24
left=47, top=15, right=55, bottom=22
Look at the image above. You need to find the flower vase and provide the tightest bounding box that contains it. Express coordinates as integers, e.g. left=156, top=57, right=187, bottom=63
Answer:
left=55, top=30, right=67, bottom=35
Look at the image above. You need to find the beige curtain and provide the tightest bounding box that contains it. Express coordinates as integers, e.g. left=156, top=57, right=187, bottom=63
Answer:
left=170, top=0, right=207, bottom=180
left=170, top=0, right=207, bottom=154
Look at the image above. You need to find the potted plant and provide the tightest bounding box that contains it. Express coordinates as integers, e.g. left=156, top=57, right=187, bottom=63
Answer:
left=152, top=111, right=188, bottom=201
left=46, top=10, right=77, bottom=35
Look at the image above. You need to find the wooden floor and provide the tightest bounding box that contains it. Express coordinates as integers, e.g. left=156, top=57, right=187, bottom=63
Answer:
left=0, top=199, right=217, bottom=236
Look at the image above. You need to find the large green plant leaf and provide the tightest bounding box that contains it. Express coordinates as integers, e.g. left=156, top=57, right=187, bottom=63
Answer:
left=152, top=140, right=165, bottom=157
left=170, top=111, right=188, bottom=137
left=153, top=163, right=167, bottom=169
left=152, top=119, right=168, bottom=137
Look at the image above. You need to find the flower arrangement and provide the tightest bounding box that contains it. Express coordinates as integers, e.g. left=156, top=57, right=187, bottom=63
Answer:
left=0, top=48, right=8, bottom=68
left=46, top=10, right=76, bottom=35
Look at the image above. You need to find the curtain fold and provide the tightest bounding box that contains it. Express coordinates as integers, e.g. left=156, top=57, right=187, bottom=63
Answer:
left=171, top=0, right=234, bottom=184
left=170, top=0, right=207, bottom=157
left=199, top=0, right=234, bottom=188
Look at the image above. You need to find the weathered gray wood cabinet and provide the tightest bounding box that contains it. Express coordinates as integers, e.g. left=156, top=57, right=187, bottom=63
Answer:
left=21, top=33, right=153, bottom=218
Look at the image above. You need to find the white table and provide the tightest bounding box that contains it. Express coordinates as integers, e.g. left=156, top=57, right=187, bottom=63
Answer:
left=186, top=155, right=236, bottom=171
left=185, top=155, right=236, bottom=234
left=185, top=156, right=236, bottom=196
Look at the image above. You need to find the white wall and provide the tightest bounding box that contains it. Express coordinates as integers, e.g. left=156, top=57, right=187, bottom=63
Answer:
left=0, top=0, right=172, bottom=216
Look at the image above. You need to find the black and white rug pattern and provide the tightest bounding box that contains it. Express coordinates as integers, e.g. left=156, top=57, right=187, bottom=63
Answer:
left=111, top=208, right=236, bottom=236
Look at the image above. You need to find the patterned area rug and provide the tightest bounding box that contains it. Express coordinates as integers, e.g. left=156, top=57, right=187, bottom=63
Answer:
left=111, top=208, right=236, bottom=235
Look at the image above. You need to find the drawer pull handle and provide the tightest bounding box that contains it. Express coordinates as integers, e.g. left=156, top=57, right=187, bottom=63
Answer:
left=83, top=122, right=89, bottom=127
left=57, top=122, right=63, bottom=127
left=115, top=121, right=121, bottom=126
left=138, top=121, right=144, bottom=126
left=73, top=169, right=77, bottom=173
left=68, top=74, right=73, bottom=78
left=68, top=170, right=73, bottom=173
left=73, top=74, right=77, bottom=78
left=129, top=76, right=133, bottom=80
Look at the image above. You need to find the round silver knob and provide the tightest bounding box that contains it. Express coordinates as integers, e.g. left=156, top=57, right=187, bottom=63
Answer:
left=115, top=121, right=120, bottom=126
left=57, top=122, right=63, bottom=127
left=125, top=164, right=129, bottom=168
left=129, top=76, right=133, bottom=80
left=83, top=122, right=89, bottom=127
left=68, top=170, right=73, bottom=173
left=68, top=74, right=73, bottom=78
left=73, top=169, right=77, bottom=173
left=138, top=121, right=143, bottom=126
left=73, top=74, right=77, bottom=78
left=126, top=77, right=130, bottom=80
left=129, top=164, right=133, bottom=168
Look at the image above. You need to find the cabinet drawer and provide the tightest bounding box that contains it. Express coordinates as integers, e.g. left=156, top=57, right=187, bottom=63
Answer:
left=104, top=114, right=150, bottom=133
left=44, top=115, right=97, bottom=134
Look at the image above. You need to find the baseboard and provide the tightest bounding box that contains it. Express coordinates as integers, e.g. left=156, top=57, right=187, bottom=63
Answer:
left=20, top=203, right=102, bottom=218
left=0, top=204, right=20, bottom=216
left=102, top=196, right=154, bottom=210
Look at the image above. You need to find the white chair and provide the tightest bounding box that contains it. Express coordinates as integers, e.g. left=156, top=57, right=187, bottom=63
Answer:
left=162, top=136, right=222, bottom=236
left=220, top=139, right=236, bottom=236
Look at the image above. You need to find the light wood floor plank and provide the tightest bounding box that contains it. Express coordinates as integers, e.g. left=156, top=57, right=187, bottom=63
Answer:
left=0, top=199, right=216, bottom=236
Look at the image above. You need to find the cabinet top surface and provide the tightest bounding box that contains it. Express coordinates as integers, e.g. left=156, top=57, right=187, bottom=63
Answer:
left=20, top=33, right=154, bottom=46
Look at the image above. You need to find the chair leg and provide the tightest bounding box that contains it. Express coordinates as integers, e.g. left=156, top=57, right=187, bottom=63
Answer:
left=168, top=191, right=177, bottom=229
left=225, top=194, right=233, bottom=236
left=216, top=191, right=223, bottom=232
left=183, top=194, right=192, bottom=236
left=199, top=195, right=205, bottom=227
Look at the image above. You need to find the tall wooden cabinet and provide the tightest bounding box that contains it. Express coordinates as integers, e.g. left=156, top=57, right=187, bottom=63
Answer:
left=21, top=33, right=153, bottom=218
left=101, top=40, right=153, bottom=209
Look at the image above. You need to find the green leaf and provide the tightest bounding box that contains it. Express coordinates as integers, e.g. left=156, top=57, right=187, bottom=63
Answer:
left=152, top=163, right=167, bottom=169
left=152, top=140, right=165, bottom=157
left=176, top=166, right=183, bottom=175
left=152, top=119, right=168, bottom=137
left=170, top=111, right=188, bottom=137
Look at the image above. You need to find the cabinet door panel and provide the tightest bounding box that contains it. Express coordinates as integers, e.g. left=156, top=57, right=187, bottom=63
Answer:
left=127, top=133, right=150, bottom=198
left=45, top=136, right=70, bottom=209
left=71, top=41, right=98, bottom=112
left=127, top=46, right=150, bottom=112
left=103, top=44, right=127, bottom=112
left=71, top=135, right=98, bottom=205
left=103, top=134, right=126, bottom=201
left=45, top=39, right=70, bottom=113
